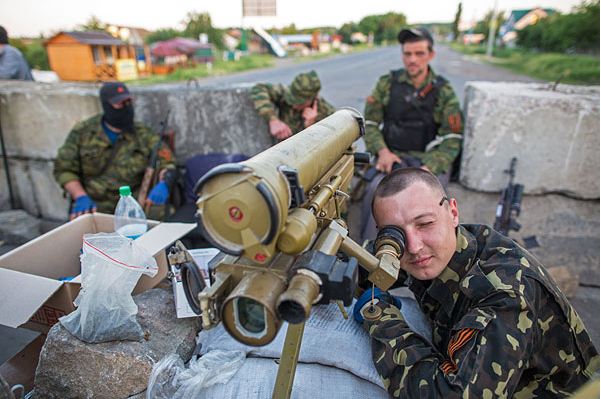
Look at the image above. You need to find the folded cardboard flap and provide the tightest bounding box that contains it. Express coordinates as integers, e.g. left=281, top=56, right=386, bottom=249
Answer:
left=0, top=213, right=196, bottom=333
left=0, top=268, right=64, bottom=329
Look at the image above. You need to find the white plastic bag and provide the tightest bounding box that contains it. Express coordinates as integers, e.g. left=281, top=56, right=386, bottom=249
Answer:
left=59, top=232, right=158, bottom=343
left=146, top=350, right=245, bottom=399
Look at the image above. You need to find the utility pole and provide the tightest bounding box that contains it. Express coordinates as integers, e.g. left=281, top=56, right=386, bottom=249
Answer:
left=486, top=0, right=498, bottom=57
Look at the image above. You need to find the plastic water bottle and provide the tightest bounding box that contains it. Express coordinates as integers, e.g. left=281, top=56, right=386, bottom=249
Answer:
left=114, top=186, right=148, bottom=240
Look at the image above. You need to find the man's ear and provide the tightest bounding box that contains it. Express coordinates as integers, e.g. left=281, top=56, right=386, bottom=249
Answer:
left=448, top=197, right=459, bottom=227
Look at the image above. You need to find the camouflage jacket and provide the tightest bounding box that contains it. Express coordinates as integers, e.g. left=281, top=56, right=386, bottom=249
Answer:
left=250, top=83, right=335, bottom=134
left=53, top=114, right=176, bottom=214
left=364, top=224, right=599, bottom=398
left=363, top=68, right=463, bottom=175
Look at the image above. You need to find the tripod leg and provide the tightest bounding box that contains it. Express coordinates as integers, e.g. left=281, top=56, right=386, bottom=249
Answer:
left=272, top=322, right=305, bottom=399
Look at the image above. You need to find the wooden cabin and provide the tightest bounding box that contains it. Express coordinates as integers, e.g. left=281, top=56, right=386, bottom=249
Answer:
left=45, top=31, right=152, bottom=82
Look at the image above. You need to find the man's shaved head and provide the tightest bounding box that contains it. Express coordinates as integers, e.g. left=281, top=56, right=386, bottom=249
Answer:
left=373, top=167, right=447, bottom=209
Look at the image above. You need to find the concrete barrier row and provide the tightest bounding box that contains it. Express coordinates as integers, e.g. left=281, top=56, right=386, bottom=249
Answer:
left=1, top=80, right=599, bottom=222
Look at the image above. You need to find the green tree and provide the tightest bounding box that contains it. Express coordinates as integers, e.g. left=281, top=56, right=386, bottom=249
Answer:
left=517, top=1, right=599, bottom=53
left=452, top=3, right=462, bottom=41
left=358, top=12, right=407, bottom=44
left=182, top=11, right=224, bottom=50
left=144, top=28, right=181, bottom=45
left=24, top=40, right=50, bottom=70
left=339, top=22, right=359, bottom=44
left=473, top=10, right=505, bottom=42
left=78, top=15, right=107, bottom=31
left=281, top=23, right=299, bottom=35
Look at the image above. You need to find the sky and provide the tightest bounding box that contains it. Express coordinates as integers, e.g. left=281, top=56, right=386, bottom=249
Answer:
left=1, top=0, right=585, bottom=38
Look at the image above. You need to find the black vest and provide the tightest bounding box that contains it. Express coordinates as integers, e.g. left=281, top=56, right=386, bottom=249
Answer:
left=382, top=69, right=447, bottom=152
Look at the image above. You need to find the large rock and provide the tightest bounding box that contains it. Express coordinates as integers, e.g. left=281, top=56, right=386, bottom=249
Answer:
left=34, top=287, right=201, bottom=399
left=460, top=82, right=599, bottom=199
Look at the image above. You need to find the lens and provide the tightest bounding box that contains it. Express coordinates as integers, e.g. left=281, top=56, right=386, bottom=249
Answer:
left=180, top=262, right=206, bottom=315
left=235, top=297, right=266, bottom=334
left=375, top=225, right=406, bottom=259
left=222, top=271, right=286, bottom=346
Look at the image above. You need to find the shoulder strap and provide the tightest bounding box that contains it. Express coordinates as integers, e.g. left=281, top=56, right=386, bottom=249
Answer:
left=89, top=139, right=125, bottom=178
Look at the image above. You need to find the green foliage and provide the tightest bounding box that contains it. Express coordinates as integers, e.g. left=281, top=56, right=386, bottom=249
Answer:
left=449, top=42, right=599, bottom=84
left=182, top=11, right=225, bottom=50
left=144, top=28, right=181, bottom=45
left=78, top=15, right=107, bottom=31
left=339, top=22, right=359, bottom=43
left=358, top=12, right=407, bottom=44
left=452, top=3, right=462, bottom=41
left=473, top=10, right=505, bottom=41
left=280, top=24, right=299, bottom=35
left=9, top=37, right=49, bottom=70
left=517, top=1, right=600, bottom=53
left=24, top=40, right=49, bottom=70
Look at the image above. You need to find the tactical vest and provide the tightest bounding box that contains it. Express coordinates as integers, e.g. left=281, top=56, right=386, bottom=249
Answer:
left=382, top=69, right=447, bottom=152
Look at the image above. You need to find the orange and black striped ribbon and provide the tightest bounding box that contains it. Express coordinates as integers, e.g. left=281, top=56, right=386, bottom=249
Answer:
left=440, top=328, right=479, bottom=374
left=447, top=114, right=462, bottom=133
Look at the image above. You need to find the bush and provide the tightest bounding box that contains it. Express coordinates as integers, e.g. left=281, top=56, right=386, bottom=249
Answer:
left=517, top=1, right=599, bottom=53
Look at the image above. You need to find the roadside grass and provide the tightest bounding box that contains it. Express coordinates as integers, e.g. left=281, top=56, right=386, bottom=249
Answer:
left=448, top=42, right=599, bottom=85
left=128, top=54, right=276, bottom=86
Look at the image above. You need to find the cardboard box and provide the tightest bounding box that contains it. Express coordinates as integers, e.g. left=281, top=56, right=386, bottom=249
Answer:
left=0, top=334, right=45, bottom=394
left=0, top=213, right=195, bottom=333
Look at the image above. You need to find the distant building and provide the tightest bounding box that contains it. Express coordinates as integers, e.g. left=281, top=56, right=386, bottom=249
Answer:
left=463, top=33, right=486, bottom=45
left=350, top=32, right=367, bottom=43
left=45, top=30, right=152, bottom=81
left=500, top=8, right=555, bottom=46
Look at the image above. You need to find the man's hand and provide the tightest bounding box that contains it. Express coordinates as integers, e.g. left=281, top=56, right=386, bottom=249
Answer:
left=70, top=195, right=97, bottom=220
left=353, top=287, right=402, bottom=323
left=147, top=181, right=169, bottom=205
left=376, top=148, right=403, bottom=174
left=269, top=119, right=292, bottom=140
left=302, top=99, right=319, bottom=127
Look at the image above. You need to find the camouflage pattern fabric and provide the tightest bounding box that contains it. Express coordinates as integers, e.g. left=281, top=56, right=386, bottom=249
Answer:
left=284, top=70, right=322, bottom=105
left=53, top=114, right=176, bottom=217
left=363, top=224, right=600, bottom=397
left=363, top=68, right=463, bottom=175
left=250, top=79, right=335, bottom=134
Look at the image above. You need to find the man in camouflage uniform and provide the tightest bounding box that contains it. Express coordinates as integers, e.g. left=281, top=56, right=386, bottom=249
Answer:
left=354, top=167, right=599, bottom=397
left=250, top=70, right=335, bottom=141
left=53, top=82, right=177, bottom=220
left=360, top=27, right=463, bottom=242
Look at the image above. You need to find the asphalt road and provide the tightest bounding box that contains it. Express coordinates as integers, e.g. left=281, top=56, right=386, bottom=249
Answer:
left=182, top=43, right=539, bottom=112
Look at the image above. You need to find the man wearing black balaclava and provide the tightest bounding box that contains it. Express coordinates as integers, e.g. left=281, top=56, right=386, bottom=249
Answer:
left=53, top=81, right=178, bottom=220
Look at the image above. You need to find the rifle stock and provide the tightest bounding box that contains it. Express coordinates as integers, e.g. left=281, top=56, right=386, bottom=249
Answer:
left=137, top=108, right=171, bottom=209
left=137, top=167, right=155, bottom=207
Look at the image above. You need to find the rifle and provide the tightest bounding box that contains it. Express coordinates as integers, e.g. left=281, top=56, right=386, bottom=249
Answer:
left=167, top=109, right=406, bottom=398
left=494, top=157, right=524, bottom=236
left=137, top=108, right=171, bottom=211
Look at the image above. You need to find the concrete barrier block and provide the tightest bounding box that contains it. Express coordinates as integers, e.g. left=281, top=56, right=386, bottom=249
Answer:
left=0, top=82, right=101, bottom=159
left=131, top=85, right=272, bottom=162
left=0, top=159, right=36, bottom=214
left=29, top=159, right=69, bottom=221
left=460, top=82, right=599, bottom=199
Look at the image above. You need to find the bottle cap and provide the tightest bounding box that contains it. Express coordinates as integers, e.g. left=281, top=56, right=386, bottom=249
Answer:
left=119, top=186, right=131, bottom=196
